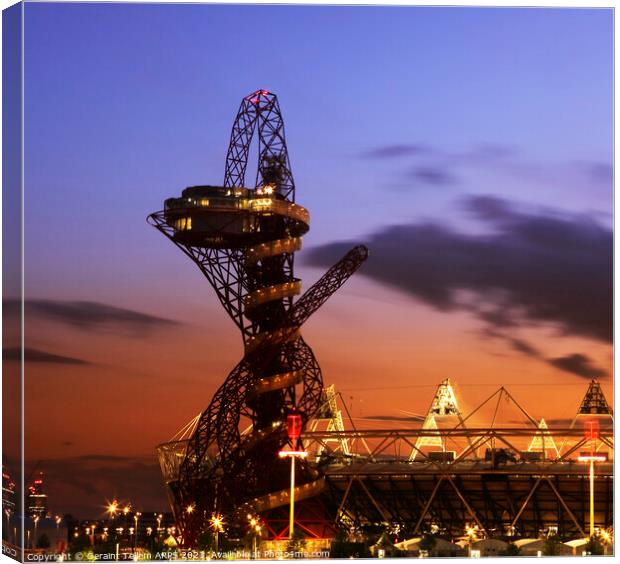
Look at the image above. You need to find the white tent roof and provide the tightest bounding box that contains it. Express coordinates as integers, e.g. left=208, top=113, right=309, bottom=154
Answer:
left=564, top=538, right=589, bottom=548
left=513, top=538, right=542, bottom=548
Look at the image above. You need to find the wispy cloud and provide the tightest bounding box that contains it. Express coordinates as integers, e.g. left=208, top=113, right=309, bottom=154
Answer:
left=409, top=166, right=458, bottom=186
left=360, top=142, right=514, bottom=163
left=505, top=337, right=541, bottom=358
left=4, top=347, right=91, bottom=365
left=360, top=142, right=612, bottom=195
left=361, top=142, right=516, bottom=191
left=4, top=299, right=181, bottom=336
left=361, top=144, right=432, bottom=159
left=482, top=330, right=608, bottom=380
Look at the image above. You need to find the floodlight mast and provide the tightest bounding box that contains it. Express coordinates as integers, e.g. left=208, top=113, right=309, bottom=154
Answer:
left=149, top=90, right=367, bottom=546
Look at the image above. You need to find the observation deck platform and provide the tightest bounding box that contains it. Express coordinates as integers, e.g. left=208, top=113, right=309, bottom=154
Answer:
left=149, top=185, right=309, bottom=248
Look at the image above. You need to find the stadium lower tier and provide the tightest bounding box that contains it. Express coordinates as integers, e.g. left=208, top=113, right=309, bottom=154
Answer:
left=320, top=460, right=613, bottom=539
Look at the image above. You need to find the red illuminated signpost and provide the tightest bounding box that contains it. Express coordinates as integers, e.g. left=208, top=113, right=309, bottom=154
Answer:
left=287, top=413, right=302, bottom=445
left=278, top=413, right=307, bottom=540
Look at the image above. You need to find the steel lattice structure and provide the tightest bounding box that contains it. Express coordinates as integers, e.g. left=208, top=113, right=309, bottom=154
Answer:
left=305, top=427, right=613, bottom=539
left=149, top=90, right=368, bottom=546
left=302, top=382, right=613, bottom=541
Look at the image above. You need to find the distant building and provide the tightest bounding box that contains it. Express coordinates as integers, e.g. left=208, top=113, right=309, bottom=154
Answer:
left=2, top=465, right=16, bottom=517
left=27, top=472, right=48, bottom=519
left=3, top=465, right=17, bottom=542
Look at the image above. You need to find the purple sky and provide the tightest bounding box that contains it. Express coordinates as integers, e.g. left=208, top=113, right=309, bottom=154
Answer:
left=7, top=4, right=613, bottom=517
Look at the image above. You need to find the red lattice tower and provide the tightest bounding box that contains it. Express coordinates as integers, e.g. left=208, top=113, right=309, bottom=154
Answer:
left=149, top=90, right=367, bottom=546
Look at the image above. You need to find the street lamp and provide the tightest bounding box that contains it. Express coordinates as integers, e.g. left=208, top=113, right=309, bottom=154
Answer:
left=465, top=524, right=478, bottom=556
left=278, top=448, right=308, bottom=540
left=33, top=516, right=40, bottom=548
left=247, top=514, right=262, bottom=559
left=107, top=500, right=119, bottom=530
left=578, top=420, right=608, bottom=538
left=210, top=514, right=224, bottom=557
left=122, top=504, right=130, bottom=526
left=4, top=510, right=11, bottom=543
left=55, top=515, right=62, bottom=541
left=134, top=512, right=141, bottom=551
left=599, top=529, right=612, bottom=555
left=156, top=514, right=163, bottom=538
left=578, top=452, right=608, bottom=538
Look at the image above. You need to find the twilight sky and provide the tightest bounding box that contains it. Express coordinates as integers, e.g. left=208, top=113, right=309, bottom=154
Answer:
left=6, top=4, right=613, bottom=518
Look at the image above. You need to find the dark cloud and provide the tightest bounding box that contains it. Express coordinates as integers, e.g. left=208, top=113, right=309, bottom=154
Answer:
left=547, top=353, right=608, bottom=380
left=4, top=347, right=91, bottom=365
left=411, top=166, right=458, bottom=186
left=361, top=142, right=515, bottom=162
left=305, top=195, right=612, bottom=344
left=481, top=329, right=607, bottom=381
left=481, top=327, right=608, bottom=379
left=363, top=142, right=520, bottom=191
left=507, top=338, right=540, bottom=358
left=463, top=194, right=515, bottom=222
left=461, top=144, right=517, bottom=161
left=362, top=144, right=431, bottom=159
left=476, top=308, right=518, bottom=329
left=3, top=299, right=180, bottom=334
